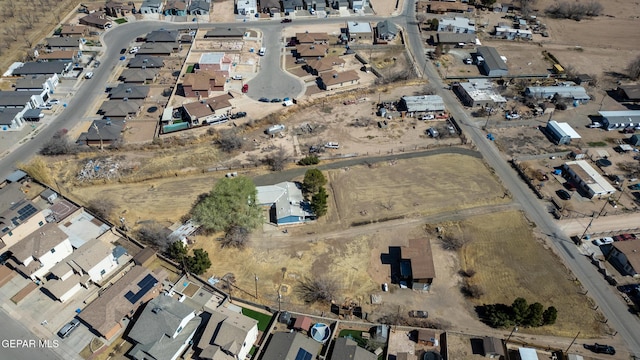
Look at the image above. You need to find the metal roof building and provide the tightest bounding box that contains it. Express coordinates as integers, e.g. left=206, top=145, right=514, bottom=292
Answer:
left=476, top=46, right=508, bottom=76
left=399, top=95, right=445, bottom=113
left=546, top=120, right=581, bottom=145
left=563, top=160, right=616, bottom=199
left=456, top=79, right=507, bottom=107
left=599, top=110, right=640, bottom=131
left=525, top=85, right=590, bottom=102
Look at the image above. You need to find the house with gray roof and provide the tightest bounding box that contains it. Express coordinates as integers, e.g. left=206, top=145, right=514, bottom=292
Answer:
left=109, top=84, right=150, bottom=99
left=140, top=0, right=164, bottom=13
left=146, top=29, right=179, bottom=43
left=204, top=28, right=246, bottom=38
left=137, top=43, right=178, bottom=56
left=0, top=108, right=27, bottom=131
left=78, top=119, right=127, bottom=146
left=257, top=182, right=314, bottom=225
left=45, top=36, right=83, bottom=50
left=15, top=74, right=59, bottom=92
left=376, top=20, right=397, bottom=41
left=197, top=306, right=258, bottom=360
left=119, top=68, right=159, bottom=84
left=189, top=0, right=211, bottom=15
left=127, top=295, right=201, bottom=360
left=11, top=62, right=71, bottom=77
left=331, top=337, right=377, bottom=360
left=98, top=100, right=143, bottom=119
left=434, top=32, right=477, bottom=46
left=261, top=332, right=321, bottom=360
left=476, top=46, right=508, bottom=76
left=128, top=55, right=165, bottom=68
left=525, top=85, right=590, bottom=103
left=437, top=17, right=476, bottom=33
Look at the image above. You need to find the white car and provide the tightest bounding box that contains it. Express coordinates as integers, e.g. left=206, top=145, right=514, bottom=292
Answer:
left=47, top=99, right=60, bottom=105
left=593, top=237, right=614, bottom=246
left=421, top=114, right=435, bottom=120
left=129, top=47, right=139, bottom=54
left=231, top=75, right=243, bottom=80
left=324, top=142, right=339, bottom=149
left=85, top=72, right=94, bottom=79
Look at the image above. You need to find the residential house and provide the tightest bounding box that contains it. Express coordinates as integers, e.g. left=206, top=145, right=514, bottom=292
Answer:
left=0, top=90, right=46, bottom=109
left=127, top=295, right=202, bottom=360
left=261, top=332, right=321, bottom=360
left=204, top=28, right=246, bottom=39
left=182, top=72, right=225, bottom=97
left=283, top=0, right=305, bottom=12
left=616, top=85, right=640, bottom=102
left=434, top=32, right=477, bottom=46
left=456, top=79, right=507, bottom=107
left=197, top=52, right=233, bottom=77
left=525, top=85, right=590, bottom=103
left=0, top=108, right=28, bottom=131
left=14, top=74, right=59, bottom=92
left=79, top=14, right=112, bottom=29
left=196, top=306, right=259, bottom=360
left=260, top=0, right=281, bottom=14
left=376, top=20, right=397, bottom=41
left=428, top=1, right=468, bottom=13
left=482, top=337, right=505, bottom=358
left=60, top=25, right=88, bottom=37
left=0, top=183, right=47, bottom=250
left=189, top=0, right=211, bottom=15
left=109, top=84, right=150, bottom=99
left=438, top=17, right=475, bottom=33
left=164, top=0, right=188, bottom=15
left=313, top=0, right=327, bottom=11
left=78, top=266, right=167, bottom=340
left=77, top=119, right=126, bottom=146
left=305, top=57, right=345, bottom=75
left=137, top=43, right=178, bottom=56
left=331, top=337, right=377, bottom=360
left=79, top=3, right=104, bottom=13
left=346, top=21, right=373, bottom=42
left=105, top=1, right=136, bottom=17
left=562, top=160, right=616, bottom=199
left=11, top=62, right=72, bottom=77
left=119, top=68, right=159, bottom=83
left=237, top=0, right=258, bottom=16
left=294, top=44, right=329, bottom=59
left=45, top=36, right=82, bottom=50
left=182, top=94, right=232, bottom=125
left=98, top=100, right=142, bottom=120
left=146, top=29, right=179, bottom=42
left=128, top=55, right=165, bottom=68
left=545, top=121, right=581, bottom=145
left=43, top=238, right=119, bottom=302
left=603, top=239, right=640, bottom=278
left=494, top=26, right=532, bottom=40
left=330, top=0, right=349, bottom=10
left=256, top=182, right=314, bottom=225
left=352, top=0, right=368, bottom=10
left=295, top=32, right=330, bottom=44
left=8, top=223, right=73, bottom=281
left=398, top=95, right=445, bottom=113
left=476, top=46, right=508, bottom=76
left=318, top=70, right=360, bottom=91
left=399, top=238, right=435, bottom=290
left=140, top=0, right=165, bottom=13
left=37, top=50, right=79, bottom=62
left=599, top=110, right=640, bottom=131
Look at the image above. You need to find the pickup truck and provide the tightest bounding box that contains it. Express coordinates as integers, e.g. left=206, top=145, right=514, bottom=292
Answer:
left=409, top=310, right=428, bottom=318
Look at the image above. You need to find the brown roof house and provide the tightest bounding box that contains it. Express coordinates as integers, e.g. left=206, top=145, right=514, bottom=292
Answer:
left=9, top=223, right=73, bottom=281
left=399, top=238, right=436, bottom=290
left=294, top=44, right=329, bottom=59
left=119, top=68, right=159, bottom=84
left=318, top=70, right=360, bottom=91
left=79, top=13, right=112, bottom=29
left=77, top=119, right=126, bottom=147
left=37, top=50, right=79, bottom=62
left=306, top=57, right=345, bottom=75
left=105, top=0, right=136, bottom=17
left=182, top=72, right=225, bottom=97
left=182, top=93, right=233, bottom=125
left=196, top=306, right=259, bottom=360
left=78, top=266, right=167, bottom=340
left=0, top=183, right=47, bottom=251
left=603, top=239, right=640, bottom=278
left=331, top=337, right=377, bottom=360
left=295, top=32, right=330, bottom=44
left=60, top=25, right=88, bottom=37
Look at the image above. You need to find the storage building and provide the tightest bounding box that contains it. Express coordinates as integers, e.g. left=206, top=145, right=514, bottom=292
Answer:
left=475, top=47, right=508, bottom=77
left=546, top=121, right=581, bottom=145
left=599, top=110, right=640, bottom=131
left=562, top=160, right=616, bottom=199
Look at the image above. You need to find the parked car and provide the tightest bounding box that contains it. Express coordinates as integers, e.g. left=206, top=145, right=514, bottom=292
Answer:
left=129, top=46, right=139, bottom=54
left=270, top=98, right=282, bottom=103
left=628, top=183, right=640, bottom=191
left=421, top=114, right=435, bottom=120
left=281, top=18, right=292, bottom=23
left=588, top=122, right=602, bottom=128
left=38, top=104, right=53, bottom=110
left=409, top=310, right=428, bottom=318
left=47, top=99, right=60, bottom=105
left=556, top=189, right=571, bottom=200
left=324, top=142, right=340, bottom=149
left=427, top=127, right=439, bottom=138
left=231, top=74, right=243, bottom=80
left=120, top=48, right=127, bottom=54
left=84, top=72, right=94, bottom=79
left=258, top=97, right=269, bottom=102
left=584, top=344, right=615, bottom=355
left=57, top=319, right=80, bottom=338
left=613, top=233, right=636, bottom=242
left=593, top=237, right=614, bottom=246
left=242, top=84, right=249, bottom=93
left=230, top=112, right=247, bottom=119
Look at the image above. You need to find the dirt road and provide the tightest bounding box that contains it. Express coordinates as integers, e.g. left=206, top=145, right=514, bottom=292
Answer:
left=557, top=212, right=640, bottom=237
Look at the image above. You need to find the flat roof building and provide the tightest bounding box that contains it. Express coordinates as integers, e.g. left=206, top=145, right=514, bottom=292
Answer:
left=562, top=160, right=616, bottom=199
left=347, top=21, right=373, bottom=42
left=456, top=79, right=507, bottom=107
left=599, top=110, right=640, bottom=131
left=399, top=95, right=445, bottom=113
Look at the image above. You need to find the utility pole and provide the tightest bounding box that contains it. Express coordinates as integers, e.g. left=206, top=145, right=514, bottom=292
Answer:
left=93, top=123, right=103, bottom=150
left=566, top=331, right=580, bottom=353
left=254, top=273, right=259, bottom=299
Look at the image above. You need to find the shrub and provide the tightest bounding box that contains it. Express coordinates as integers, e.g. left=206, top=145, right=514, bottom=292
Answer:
left=298, top=155, right=320, bottom=166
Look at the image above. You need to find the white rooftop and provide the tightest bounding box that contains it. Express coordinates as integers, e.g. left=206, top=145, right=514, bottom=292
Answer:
left=460, top=79, right=507, bottom=103
left=565, top=160, right=616, bottom=196
left=256, top=182, right=313, bottom=221
left=347, top=21, right=372, bottom=33
left=401, top=95, right=445, bottom=112
left=549, top=121, right=581, bottom=139
left=199, top=52, right=226, bottom=64
left=518, top=348, right=539, bottom=360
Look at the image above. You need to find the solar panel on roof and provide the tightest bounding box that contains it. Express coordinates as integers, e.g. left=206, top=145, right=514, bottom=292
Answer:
left=17, top=204, right=38, bottom=221
left=295, top=349, right=312, bottom=360
left=124, top=274, right=157, bottom=304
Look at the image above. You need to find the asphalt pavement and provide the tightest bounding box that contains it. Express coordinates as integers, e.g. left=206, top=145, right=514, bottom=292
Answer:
left=0, top=310, right=61, bottom=360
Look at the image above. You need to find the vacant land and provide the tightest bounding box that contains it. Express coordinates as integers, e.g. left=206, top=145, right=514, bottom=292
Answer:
left=459, top=211, right=606, bottom=337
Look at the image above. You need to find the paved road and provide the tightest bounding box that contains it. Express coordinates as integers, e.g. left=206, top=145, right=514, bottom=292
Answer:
left=0, top=310, right=61, bottom=360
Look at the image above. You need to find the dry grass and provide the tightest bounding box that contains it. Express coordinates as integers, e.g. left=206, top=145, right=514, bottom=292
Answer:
left=460, top=210, right=606, bottom=337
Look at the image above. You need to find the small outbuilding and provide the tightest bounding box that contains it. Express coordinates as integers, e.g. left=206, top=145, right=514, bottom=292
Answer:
left=546, top=120, right=581, bottom=145
left=629, top=134, right=640, bottom=146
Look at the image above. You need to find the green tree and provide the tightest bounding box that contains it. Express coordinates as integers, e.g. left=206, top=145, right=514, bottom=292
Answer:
left=303, top=168, right=327, bottom=194
left=191, top=176, right=263, bottom=233
left=482, top=0, right=497, bottom=6
left=186, top=248, right=212, bottom=275
left=430, top=18, right=439, bottom=31
left=167, top=241, right=187, bottom=262
left=543, top=306, right=558, bottom=325
left=511, top=297, right=529, bottom=324
left=526, top=302, right=544, bottom=327
left=311, top=186, right=329, bottom=217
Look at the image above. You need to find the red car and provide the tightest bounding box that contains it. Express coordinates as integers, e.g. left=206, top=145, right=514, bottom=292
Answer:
left=242, top=84, right=248, bottom=93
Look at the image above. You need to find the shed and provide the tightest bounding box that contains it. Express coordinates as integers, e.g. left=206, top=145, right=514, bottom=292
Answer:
left=629, top=134, right=640, bottom=146
left=476, top=46, right=508, bottom=77
left=278, top=311, right=292, bottom=324
left=482, top=337, right=505, bottom=358
left=546, top=121, right=581, bottom=145
left=5, top=170, right=28, bottom=183
left=417, top=329, right=437, bottom=346
left=293, top=316, right=312, bottom=332
left=40, top=188, right=58, bottom=203
left=370, top=325, right=389, bottom=341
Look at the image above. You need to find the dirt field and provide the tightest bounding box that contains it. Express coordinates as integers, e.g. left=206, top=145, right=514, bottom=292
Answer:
left=459, top=211, right=606, bottom=337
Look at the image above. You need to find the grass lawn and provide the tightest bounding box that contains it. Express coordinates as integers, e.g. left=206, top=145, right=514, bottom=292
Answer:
left=186, top=65, right=194, bottom=73
left=338, top=329, right=366, bottom=347
left=242, top=308, right=273, bottom=331
left=114, top=18, right=128, bottom=24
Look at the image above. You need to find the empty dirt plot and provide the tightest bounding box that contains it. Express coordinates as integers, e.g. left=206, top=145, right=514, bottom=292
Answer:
left=326, top=153, right=510, bottom=226
left=459, top=210, right=606, bottom=337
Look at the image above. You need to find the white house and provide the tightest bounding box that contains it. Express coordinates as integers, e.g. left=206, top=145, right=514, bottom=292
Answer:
left=257, top=182, right=314, bottom=225
left=197, top=306, right=259, bottom=360
left=438, top=17, right=476, bottom=34
left=9, top=223, right=73, bottom=281
left=494, top=26, right=533, bottom=40
left=562, top=160, right=616, bottom=199
left=237, top=0, right=257, bottom=16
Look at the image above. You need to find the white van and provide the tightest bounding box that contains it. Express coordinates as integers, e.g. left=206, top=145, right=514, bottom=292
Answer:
left=258, top=47, right=266, bottom=56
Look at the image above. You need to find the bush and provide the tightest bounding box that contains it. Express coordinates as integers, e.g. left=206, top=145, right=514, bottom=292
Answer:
left=41, top=129, right=76, bottom=155
left=297, top=276, right=338, bottom=304
left=221, top=225, right=250, bottom=249
left=298, top=155, right=320, bottom=166
left=217, top=129, right=243, bottom=153
left=461, top=281, right=484, bottom=299
left=85, top=198, right=116, bottom=220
